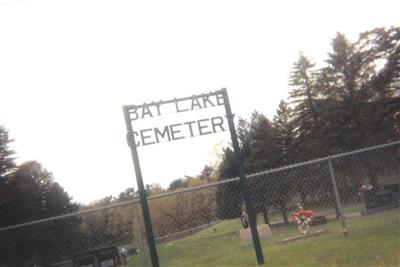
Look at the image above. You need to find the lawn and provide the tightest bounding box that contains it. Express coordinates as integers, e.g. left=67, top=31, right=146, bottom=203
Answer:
left=130, top=208, right=400, bottom=267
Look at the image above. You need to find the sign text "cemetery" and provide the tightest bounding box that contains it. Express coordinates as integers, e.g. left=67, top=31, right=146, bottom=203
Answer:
left=126, top=91, right=227, bottom=147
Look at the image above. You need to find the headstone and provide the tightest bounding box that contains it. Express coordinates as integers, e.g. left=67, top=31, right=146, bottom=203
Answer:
left=73, top=246, right=121, bottom=267
left=239, top=224, right=271, bottom=242
left=362, top=188, right=395, bottom=211
left=311, top=215, right=327, bottom=225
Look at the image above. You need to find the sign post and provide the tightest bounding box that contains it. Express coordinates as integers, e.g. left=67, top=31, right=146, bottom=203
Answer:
left=123, top=88, right=264, bottom=266
left=221, top=88, right=265, bottom=265
left=123, top=107, right=160, bottom=267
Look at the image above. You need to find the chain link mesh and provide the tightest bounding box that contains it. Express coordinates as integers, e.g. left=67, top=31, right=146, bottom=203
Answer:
left=0, top=201, right=145, bottom=267
left=0, top=142, right=399, bottom=266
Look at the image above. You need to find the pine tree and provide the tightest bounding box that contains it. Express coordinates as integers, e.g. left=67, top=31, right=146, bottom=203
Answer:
left=0, top=126, right=16, bottom=179
left=318, top=28, right=400, bottom=151
left=274, top=100, right=296, bottom=164
left=243, top=111, right=281, bottom=172
left=216, top=147, right=241, bottom=219
left=289, top=53, right=318, bottom=125
left=288, top=53, right=321, bottom=159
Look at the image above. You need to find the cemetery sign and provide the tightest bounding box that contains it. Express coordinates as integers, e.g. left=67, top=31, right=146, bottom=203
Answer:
left=126, top=92, right=226, bottom=146
left=123, top=88, right=264, bottom=267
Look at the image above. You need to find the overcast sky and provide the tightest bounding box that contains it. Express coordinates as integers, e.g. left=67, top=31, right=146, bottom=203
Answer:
left=1, top=0, right=399, bottom=203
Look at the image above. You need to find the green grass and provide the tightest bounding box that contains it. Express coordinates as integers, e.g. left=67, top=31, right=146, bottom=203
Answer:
left=130, top=208, right=400, bottom=267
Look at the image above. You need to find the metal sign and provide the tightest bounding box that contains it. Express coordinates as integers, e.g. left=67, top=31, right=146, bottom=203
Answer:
left=125, top=92, right=227, bottom=146
left=123, top=88, right=264, bottom=267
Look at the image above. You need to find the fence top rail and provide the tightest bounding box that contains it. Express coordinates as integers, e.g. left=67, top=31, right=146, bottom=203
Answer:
left=246, top=140, right=400, bottom=179
left=0, top=198, right=140, bottom=232
left=148, top=176, right=240, bottom=201
left=148, top=141, right=400, bottom=200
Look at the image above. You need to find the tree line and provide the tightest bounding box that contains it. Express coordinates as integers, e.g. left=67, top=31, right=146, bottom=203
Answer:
left=160, top=27, right=400, bottom=223
left=216, top=26, right=400, bottom=220
left=0, top=128, right=141, bottom=265
left=131, top=27, right=400, bottom=236
left=0, top=126, right=81, bottom=266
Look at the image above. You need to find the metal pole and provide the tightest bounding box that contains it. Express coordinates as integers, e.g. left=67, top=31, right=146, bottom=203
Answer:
left=123, top=106, right=160, bottom=267
left=327, top=158, right=348, bottom=237
left=133, top=202, right=148, bottom=267
left=221, top=88, right=265, bottom=265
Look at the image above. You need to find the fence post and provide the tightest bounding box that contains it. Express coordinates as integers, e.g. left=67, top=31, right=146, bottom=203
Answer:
left=222, top=88, right=265, bottom=265
left=133, top=202, right=148, bottom=267
left=327, top=157, right=348, bottom=237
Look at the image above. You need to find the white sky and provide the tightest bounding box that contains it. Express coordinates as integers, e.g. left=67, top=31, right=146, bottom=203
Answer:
left=1, top=0, right=399, bottom=203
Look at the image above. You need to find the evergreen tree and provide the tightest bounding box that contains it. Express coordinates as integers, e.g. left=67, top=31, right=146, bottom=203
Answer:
left=289, top=53, right=318, bottom=123
left=0, top=126, right=16, bottom=179
left=317, top=28, right=400, bottom=151
left=274, top=100, right=296, bottom=164
left=0, top=126, right=16, bottom=227
left=243, top=111, right=282, bottom=172
left=4, top=161, right=77, bottom=225
left=288, top=54, right=321, bottom=159
left=216, top=147, right=241, bottom=219
left=0, top=161, right=80, bottom=266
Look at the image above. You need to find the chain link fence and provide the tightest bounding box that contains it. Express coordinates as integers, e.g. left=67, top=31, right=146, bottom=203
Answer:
left=0, top=200, right=148, bottom=267
left=0, top=141, right=399, bottom=266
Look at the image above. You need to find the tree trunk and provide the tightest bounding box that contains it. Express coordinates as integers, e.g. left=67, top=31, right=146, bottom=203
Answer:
left=300, top=190, right=307, bottom=204
left=280, top=204, right=289, bottom=225
left=333, top=198, right=340, bottom=220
